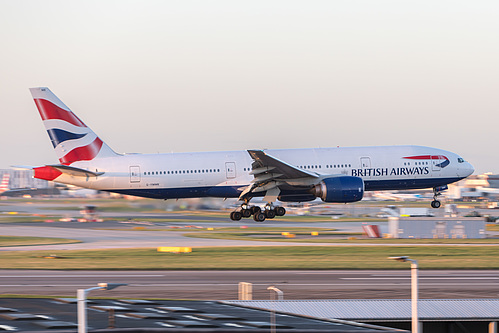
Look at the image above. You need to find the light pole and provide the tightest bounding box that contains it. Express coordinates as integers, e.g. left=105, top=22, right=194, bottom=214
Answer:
left=77, top=283, right=127, bottom=333
left=388, top=256, right=419, bottom=333
left=267, top=286, right=283, bottom=333
left=267, top=286, right=284, bottom=300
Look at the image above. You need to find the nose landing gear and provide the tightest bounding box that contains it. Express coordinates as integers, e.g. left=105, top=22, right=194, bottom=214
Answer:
left=431, top=199, right=441, bottom=209
left=431, top=185, right=448, bottom=208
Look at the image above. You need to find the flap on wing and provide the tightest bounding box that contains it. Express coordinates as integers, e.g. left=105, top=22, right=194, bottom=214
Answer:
left=239, top=150, right=319, bottom=201
left=247, top=150, right=318, bottom=180
left=48, top=164, right=105, bottom=177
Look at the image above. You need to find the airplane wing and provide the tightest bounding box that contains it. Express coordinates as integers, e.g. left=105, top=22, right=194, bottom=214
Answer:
left=248, top=150, right=318, bottom=179
left=239, top=150, right=319, bottom=201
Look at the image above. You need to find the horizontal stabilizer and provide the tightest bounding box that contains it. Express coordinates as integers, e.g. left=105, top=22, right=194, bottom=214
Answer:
left=48, top=164, right=105, bottom=177
left=11, top=165, right=36, bottom=170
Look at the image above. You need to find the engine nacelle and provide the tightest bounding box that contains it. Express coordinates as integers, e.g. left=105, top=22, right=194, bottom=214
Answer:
left=312, top=176, right=364, bottom=203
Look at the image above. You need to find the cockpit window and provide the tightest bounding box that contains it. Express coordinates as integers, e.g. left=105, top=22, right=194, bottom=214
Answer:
left=457, top=158, right=465, bottom=163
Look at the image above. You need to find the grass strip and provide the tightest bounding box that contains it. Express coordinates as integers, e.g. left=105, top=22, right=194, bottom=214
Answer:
left=2, top=246, right=499, bottom=270
left=182, top=230, right=499, bottom=244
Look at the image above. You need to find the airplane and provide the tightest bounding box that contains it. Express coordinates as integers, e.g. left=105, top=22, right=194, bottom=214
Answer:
left=28, top=87, right=475, bottom=222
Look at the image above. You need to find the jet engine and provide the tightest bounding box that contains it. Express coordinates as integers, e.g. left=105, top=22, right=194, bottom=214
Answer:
left=311, top=176, right=364, bottom=203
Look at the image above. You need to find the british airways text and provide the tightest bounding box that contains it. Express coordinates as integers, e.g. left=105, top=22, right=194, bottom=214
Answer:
left=352, top=167, right=430, bottom=177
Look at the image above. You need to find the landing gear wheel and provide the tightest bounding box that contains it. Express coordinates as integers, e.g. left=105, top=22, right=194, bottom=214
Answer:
left=230, top=211, right=242, bottom=221
left=431, top=200, right=441, bottom=209
left=275, top=206, right=286, bottom=216
left=265, top=209, right=276, bottom=219
left=431, top=186, right=445, bottom=209
left=241, top=209, right=252, bottom=218
left=253, top=212, right=266, bottom=222
left=250, top=206, right=261, bottom=215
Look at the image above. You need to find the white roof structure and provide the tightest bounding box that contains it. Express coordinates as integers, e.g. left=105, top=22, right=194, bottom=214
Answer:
left=223, top=299, right=499, bottom=322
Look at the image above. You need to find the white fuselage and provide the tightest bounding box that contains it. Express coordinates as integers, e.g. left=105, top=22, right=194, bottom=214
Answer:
left=50, top=145, right=474, bottom=200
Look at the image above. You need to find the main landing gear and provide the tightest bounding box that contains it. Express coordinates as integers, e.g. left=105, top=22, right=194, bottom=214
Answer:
left=230, top=202, right=286, bottom=222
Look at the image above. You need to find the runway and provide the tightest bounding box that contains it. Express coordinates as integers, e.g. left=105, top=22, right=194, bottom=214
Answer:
left=2, top=270, right=499, bottom=300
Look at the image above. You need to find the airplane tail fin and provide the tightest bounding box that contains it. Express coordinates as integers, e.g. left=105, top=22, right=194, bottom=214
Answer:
left=0, top=174, right=10, bottom=193
left=30, top=87, right=119, bottom=165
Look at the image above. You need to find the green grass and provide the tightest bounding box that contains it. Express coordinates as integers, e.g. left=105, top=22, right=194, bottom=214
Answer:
left=2, top=246, right=499, bottom=270
left=41, top=205, right=161, bottom=212
left=0, top=236, right=81, bottom=247
left=0, top=216, right=49, bottom=223
left=181, top=228, right=499, bottom=244
left=487, top=224, right=499, bottom=231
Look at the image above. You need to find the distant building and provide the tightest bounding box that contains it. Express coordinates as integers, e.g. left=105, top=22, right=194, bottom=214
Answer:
left=0, top=169, right=53, bottom=190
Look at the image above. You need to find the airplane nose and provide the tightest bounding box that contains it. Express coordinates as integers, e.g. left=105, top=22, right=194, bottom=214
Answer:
left=467, top=163, right=475, bottom=176
left=463, top=162, right=474, bottom=177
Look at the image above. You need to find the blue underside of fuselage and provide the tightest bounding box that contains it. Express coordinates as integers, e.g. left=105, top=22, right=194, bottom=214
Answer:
left=106, top=177, right=464, bottom=200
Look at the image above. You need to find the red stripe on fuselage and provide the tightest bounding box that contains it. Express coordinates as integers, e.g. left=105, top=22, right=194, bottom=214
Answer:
left=34, top=99, right=86, bottom=127
left=60, top=137, right=103, bottom=165
left=404, top=155, right=447, bottom=160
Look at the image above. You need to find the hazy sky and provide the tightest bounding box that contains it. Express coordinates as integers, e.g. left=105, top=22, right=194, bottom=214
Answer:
left=1, top=1, right=498, bottom=174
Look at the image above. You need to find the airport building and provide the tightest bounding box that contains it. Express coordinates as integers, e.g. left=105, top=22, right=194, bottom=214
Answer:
left=0, top=169, right=50, bottom=190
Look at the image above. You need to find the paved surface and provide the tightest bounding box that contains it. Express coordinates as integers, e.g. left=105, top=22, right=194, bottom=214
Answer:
left=2, top=270, right=499, bottom=300
left=0, top=200, right=378, bottom=250
left=0, top=223, right=362, bottom=251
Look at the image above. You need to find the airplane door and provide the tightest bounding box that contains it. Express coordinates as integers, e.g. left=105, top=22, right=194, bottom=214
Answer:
left=360, top=157, right=371, bottom=168
left=225, top=162, right=236, bottom=179
left=360, top=157, right=371, bottom=179
left=130, top=166, right=141, bottom=183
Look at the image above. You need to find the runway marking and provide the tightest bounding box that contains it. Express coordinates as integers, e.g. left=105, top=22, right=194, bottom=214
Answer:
left=342, top=277, right=499, bottom=280
left=296, top=272, right=372, bottom=275
left=0, top=275, right=165, bottom=278
left=370, top=274, right=499, bottom=277
left=3, top=283, right=499, bottom=287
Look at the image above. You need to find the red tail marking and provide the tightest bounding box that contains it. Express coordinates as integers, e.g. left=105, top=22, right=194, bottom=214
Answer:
left=34, top=99, right=86, bottom=127
left=60, top=137, right=104, bottom=165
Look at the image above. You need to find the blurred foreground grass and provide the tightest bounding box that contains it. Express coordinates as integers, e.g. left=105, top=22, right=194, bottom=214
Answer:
left=2, top=246, right=499, bottom=270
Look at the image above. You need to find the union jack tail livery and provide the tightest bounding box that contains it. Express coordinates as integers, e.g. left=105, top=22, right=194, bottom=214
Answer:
left=30, top=87, right=118, bottom=165
left=0, top=174, right=10, bottom=193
